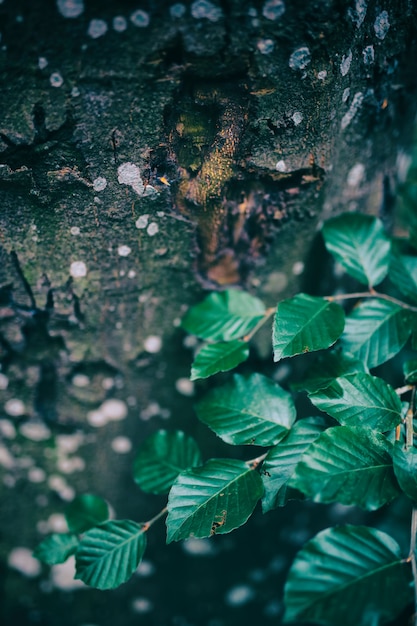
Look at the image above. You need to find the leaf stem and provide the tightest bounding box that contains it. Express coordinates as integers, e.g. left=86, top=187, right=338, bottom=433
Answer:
left=142, top=507, right=168, bottom=532
left=396, top=385, right=414, bottom=396
left=325, top=290, right=417, bottom=312
left=246, top=452, right=268, bottom=469
left=243, top=307, right=276, bottom=342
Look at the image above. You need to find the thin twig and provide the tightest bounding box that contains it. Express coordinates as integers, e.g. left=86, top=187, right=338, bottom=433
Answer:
left=142, top=507, right=168, bottom=532
left=243, top=307, right=276, bottom=342
left=325, top=290, right=417, bottom=312
left=396, top=385, right=414, bottom=397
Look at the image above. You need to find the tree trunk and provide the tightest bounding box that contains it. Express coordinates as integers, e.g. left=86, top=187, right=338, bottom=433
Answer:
left=1, top=1, right=416, bottom=624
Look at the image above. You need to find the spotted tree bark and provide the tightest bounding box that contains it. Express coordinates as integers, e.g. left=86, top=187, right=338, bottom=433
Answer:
left=0, top=1, right=416, bottom=625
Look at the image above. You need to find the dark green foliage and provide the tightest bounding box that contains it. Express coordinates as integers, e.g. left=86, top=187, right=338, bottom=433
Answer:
left=33, top=212, right=417, bottom=625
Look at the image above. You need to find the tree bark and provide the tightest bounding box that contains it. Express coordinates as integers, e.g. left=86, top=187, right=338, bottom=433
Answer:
left=1, top=1, right=416, bottom=624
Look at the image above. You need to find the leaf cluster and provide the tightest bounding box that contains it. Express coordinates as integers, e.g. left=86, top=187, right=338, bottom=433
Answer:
left=33, top=213, right=417, bottom=625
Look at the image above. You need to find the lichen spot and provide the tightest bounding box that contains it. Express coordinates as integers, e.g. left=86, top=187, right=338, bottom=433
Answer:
left=340, top=50, right=352, bottom=76
left=87, top=18, right=108, bottom=39
left=362, top=45, right=374, bottom=65
left=117, top=162, right=145, bottom=196
left=93, top=176, right=107, bottom=191
left=262, top=0, right=285, bottom=20
left=292, top=111, right=303, bottom=125
left=113, top=16, right=127, bottom=32
left=347, top=163, right=365, bottom=186
left=49, top=72, right=64, bottom=87
left=257, top=39, right=274, bottom=54
left=130, top=9, right=150, bottom=27
left=374, top=11, right=390, bottom=40
left=144, top=335, right=162, bottom=353
left=135, top=214, right=149, bottom=229
left=118, top=245, right=131, bottom=257
left=5, top=399, right=25, bottom=417
left=38, top=56, right=48, bottom=69
left=317, top=70, right=327, bottom=80
left=170, top=3, right=186, bottom=18
left=191, top=0, right=223, bottom=21
left=147, top=222, right=159, bottom=236
left=56, top=0, right=84, bottom=19
left=289, top=46, right=311, bottom=71
left=111, top=436, right=132, bottom=454
left=275, top=160, right=287, bottom=172
left=70, top=261, right=87, bottom=278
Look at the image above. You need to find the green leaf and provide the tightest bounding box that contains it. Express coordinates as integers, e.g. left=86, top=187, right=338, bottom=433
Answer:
left=341, top=299, right=412, bottom=369
left=291, top=351, right=366, bottom=392
left=75, top=520, right=147, bottom=590
left=65, top=494, right=109, bottom=534
left=190, top=341, right=249, bottom=381
left=322, top=213, right=391, bottom=287
left=262, top=418, right=326, bottom=512
left=133, top=430, right=202, bottom=495
left=308, top=373, right=402, bottom=431
left=392, top=443, right=417, bottom=503
left=273, top=294, right=345, bottom=361
left=389, top=250, right=417, bottom=304
left=166, top=458, right=264, bottom=542
left=283, top=525, right=413, bottom=626
left=290, top=426, right=400, bottom=510
left=195, top=373, right=296, bottom=446
left=33, top=533, right=79, bottom=565
left=404, top=359, right=417, bottom=383
left=181, top=290, right=266, bottom=341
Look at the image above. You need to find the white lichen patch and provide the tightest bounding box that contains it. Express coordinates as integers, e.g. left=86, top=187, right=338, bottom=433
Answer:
left=8, top=548, right=41, bottom=578
left=362, top=45, right=374, bottom=65
left=0, top=444, right=15, bottom=469
left=347, top=163, right=365, bottom=186
left=170, top=3, right=186, bottom=18
left=275, top=160, right=287, bottom=172
left=70, top=260, right=87, bottom=278
left=0, top=372, right=9, bottom=389
left=87, top=18, right=108, bottom=39
left=93, top=176, right=107, bottom=191
left=48, top=475, right=75, bottom=501
left=341, top=92, right=363, bottom=130
left=340, top=49, right=352, bottom=76
left=56, top=0, right=84, bottom=19
left=57, top=456, right=85, bottom=474
left=28, top=467, right=46, bottom=483
left=51, top=556, right=86, bottom=590
left=317, top=70, right=327, bottom=80
left=191, top=0, right=223, bottom=21
left=144, top=335, right=162, bottom=353
left=0, top=419, right=16, bottom=439
left=225, top=584, right=255, bottom=607
left=147, top=222, right=159, bottom=236
left=130, top=9, right=150, bottom=27
left=118, top=245, right=131, bottom=257
left=70, top=226, right=80, bottom=235
left=182, top=537, right=215, bottom=556
left=342, top=87, right=350, bottom=103
left=131, top=597, right=154, bottom=614
left=292, top=261, right=305, bottom=275
left=374, top=10, right=390, bottom=40
left=348, top=0, right=367, bottom=28
left=136, top=214, right=149, bottom=229
left=50, top=72, right=64, bottom=87
left=38, top=56, right=48, bottom=69
left=72, top=373, right=89, bottom=387
left=5, top=398, right=25, bottom=417
left=289, top=46, right=311, bottom=71
left=262, top=0, right=285, bottom=20
left=292, top=111, right=303, bottom=125
left=20, top=422, right=52, bottom=441
left=117, top=162, right=145, bottom=196
left=257, top=39, right=274, bottom=55
left=111, top=436, right=132, bottom=454
left=175, top=378, right=195, bottom=397
left=113, top=15, right=127, bottom=32
left=100, top=398, right=128, bottom=421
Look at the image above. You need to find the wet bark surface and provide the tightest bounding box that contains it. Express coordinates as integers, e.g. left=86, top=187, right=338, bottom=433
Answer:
left=1, top=1, right=417, bottom=625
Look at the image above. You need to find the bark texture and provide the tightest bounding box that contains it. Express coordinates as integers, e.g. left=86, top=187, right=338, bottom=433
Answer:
left=0, top=1, right=417, bottom=625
